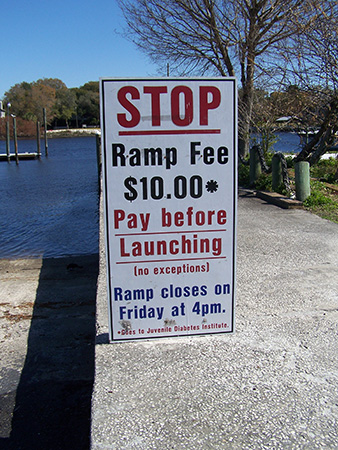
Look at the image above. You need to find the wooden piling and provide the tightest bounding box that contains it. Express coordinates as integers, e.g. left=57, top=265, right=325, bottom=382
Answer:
left=43, top=108, right=48, bottom=156
left=6, top=121, right=10, bottom=162
left=13, top=117, right=19, bottom=165
left=96, top=134, right=102, bottom=178
left=36, top=121, right=41, bottom=158
left=272, top=153, right=283, bottom=191
left=249, top=145, right=261, bottom=186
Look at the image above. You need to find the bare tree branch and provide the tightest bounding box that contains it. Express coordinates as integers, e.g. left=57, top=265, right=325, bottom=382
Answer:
left=118, top=0, right=337, bottom=157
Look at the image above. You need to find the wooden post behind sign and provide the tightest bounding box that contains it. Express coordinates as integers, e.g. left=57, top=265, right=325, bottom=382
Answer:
left=272, top=153, right=282, bottom=191
left=249, top=145, right=261, bottom=186
left=295, top=161, right=311, bottom=201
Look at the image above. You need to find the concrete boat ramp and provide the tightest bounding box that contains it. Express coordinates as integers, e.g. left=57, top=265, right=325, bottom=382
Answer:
left=1, top=190, right=338, bottom=449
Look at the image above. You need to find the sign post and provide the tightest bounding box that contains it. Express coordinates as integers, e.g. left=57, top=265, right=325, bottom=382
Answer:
left=100, top=78, right=237, bottom=342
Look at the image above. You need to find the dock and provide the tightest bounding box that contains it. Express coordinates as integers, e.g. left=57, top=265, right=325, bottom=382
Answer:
left=0, top=153, right=38, bottom=161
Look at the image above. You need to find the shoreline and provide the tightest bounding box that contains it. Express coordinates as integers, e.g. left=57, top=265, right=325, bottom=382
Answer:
left=47, top=128, right=101, bottom=138
left=0, top=128, right=101, bottom=141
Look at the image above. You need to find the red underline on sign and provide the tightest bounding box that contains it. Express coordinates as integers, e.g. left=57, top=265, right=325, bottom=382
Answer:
left=115, top=229, right=227, bottom=237
left=116, top=256, right=226, bottom=265
left=118, top=129, right=221, bottom=136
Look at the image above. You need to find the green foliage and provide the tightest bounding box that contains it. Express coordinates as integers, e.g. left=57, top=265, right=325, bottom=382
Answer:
left=261, top=130, right=279, bottom=157
left=303, top=190, right=334, bottom=207
left=3, top=78, right=100, bottom=129
left=3, top=78, right=67, bottom=125
left=310, top=158, right=338, bottom=184
left=79, top=81, right=99, bottom=92
left=238, top=163, right=250, bottom=186
left=71, top=81, right=99, bottom=126
left=285, top=156, right=295, bottom=168
left=254, top=173, right=272, bottom=191
left=238, top=158, right=288, bottom=194
left=304, top=181, right=335, bottom=207
left=276, top=183, right=288, bottom=196
left=36, top=78, right=67, bottom=91
left=53, top=88, right=77, bottom=126
left=250, top=132, right=278, bottom=160
left=264, top=151, right=274, bottom=167
left=303, top=180, right=338, bottom=223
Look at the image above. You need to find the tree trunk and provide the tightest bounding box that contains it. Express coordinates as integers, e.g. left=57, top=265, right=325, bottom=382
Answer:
left=309, top=125, right=338, bottom=165
left=239, top=56, right=255, bottom=158
left=296, top=97, right=338, bottom=163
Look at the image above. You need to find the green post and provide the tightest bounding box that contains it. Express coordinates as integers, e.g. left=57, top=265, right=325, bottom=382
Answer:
left=295, top=161, right=310, bottom=201
left=249, top=145, right=261, bottom=186
left=272, top=154, right=283, bottom=192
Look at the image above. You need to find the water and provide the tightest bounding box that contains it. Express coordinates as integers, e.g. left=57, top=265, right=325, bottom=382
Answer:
left=0, top=137, right=99, bottom=259
left=251, top=131, right=303, bottom=153
left=0, top=132, right=303, bottom=259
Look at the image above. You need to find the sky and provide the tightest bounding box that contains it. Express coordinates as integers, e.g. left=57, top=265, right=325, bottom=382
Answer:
left=0, top=0, right=159, bottom=99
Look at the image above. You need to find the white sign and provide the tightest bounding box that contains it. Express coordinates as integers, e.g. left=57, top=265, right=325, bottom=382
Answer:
left=100, top=78, right=237, bottom=342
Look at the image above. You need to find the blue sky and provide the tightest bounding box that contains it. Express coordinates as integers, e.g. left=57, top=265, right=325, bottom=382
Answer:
left=0, top=0, right=159, bottom=99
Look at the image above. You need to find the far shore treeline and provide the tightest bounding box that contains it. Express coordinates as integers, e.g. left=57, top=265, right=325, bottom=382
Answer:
left=0, top=78, right=99, bottom=138
left=0, top=77, right=334, bottom=139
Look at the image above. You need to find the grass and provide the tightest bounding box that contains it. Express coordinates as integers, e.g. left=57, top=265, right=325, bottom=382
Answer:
left=303, top=180, right=338, bottom=223
left=304, top=158, right=338, bottom=223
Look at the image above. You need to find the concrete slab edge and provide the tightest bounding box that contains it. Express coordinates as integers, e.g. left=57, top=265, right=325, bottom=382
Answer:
left=239, top=188, right=303, bottom=209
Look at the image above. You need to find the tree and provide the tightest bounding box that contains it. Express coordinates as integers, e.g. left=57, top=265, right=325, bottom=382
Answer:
left=38, top=78, right=67, bottom=91
left=3, top=78, right=81, bottom=128
left=3, top=82, right=34, bottom=120
left=285, top=3, right=338, bottom=164
left=7, top=81, right=56, bottom=123
left=29, top=81, right=56, bottom=123
left=3, top=78, right=69, bottom=124
left=72, top=82, right=100, bottom=126
left=53, top=88, right=77, bottom=128
left=251, top=85, right=322, bottom=153
left=118, top=0, right=330, bottom=157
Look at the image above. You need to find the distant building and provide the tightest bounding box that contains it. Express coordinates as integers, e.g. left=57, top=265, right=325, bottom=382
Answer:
left=0, top=101, right=5, bottom=118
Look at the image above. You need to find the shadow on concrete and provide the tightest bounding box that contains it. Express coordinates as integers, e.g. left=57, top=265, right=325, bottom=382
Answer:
left=0, top=254, right=99, bottom=450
